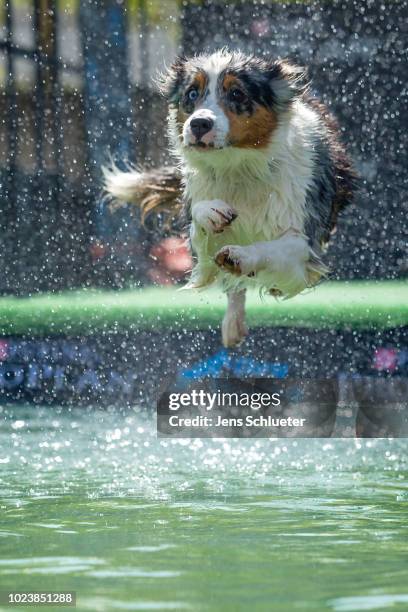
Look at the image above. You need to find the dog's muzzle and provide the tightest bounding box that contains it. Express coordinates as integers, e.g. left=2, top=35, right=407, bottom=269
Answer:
left=184, top=110, right=218, bottom=147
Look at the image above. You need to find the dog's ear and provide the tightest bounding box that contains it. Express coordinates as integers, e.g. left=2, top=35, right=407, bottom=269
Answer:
left=268, top=59, right=309, bottom=107
left=156, top=56, right=188, bottom=103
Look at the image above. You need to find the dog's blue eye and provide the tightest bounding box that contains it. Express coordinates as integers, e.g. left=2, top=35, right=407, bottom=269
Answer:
left=187, top=89, right=199, bottom=102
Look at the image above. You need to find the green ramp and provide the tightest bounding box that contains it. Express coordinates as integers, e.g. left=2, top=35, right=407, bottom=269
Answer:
left=0, top=281, right=406, bottom=336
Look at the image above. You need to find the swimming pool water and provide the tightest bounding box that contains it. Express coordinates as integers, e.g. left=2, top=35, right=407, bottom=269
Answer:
left=0, top=405, right=407, bottom=611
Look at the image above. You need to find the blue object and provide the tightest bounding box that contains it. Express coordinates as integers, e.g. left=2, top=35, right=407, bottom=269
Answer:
left=179, top=350, right=289, bottom=381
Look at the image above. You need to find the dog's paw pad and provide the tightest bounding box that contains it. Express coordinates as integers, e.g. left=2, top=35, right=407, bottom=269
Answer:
left=210, top=206, right=237, bottom=229
left=193, top=201, right=237, bottom=234
left=215, top=247, right=242, bottom=275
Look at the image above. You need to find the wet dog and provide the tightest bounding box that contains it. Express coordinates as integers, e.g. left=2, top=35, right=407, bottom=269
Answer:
left=103, top=49, right=356, bottom=347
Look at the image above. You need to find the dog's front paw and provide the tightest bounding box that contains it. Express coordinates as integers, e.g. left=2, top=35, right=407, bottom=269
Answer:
left=214, top=245, right=257, bottom=276
left=192, top=200, right=237, bottom=234
left=222, top=309, right=248, bottom=348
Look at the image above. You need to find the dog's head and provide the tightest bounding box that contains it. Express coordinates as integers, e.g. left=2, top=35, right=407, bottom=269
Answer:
left=158, top=49, right=307, bottom=156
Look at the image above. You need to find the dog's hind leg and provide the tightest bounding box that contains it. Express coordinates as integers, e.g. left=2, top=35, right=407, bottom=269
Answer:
left=222, top=289, right=248, bottom=348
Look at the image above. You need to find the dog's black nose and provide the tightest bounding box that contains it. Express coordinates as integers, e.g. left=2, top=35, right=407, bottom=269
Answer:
left=190, top=117, right=213, bottom=141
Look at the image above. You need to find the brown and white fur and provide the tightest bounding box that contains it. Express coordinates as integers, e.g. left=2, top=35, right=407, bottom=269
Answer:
left=103, top=49, right=356, bottom=348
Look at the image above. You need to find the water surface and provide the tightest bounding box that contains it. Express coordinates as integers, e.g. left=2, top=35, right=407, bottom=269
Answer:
left=0, top=406, right=407, bottom=611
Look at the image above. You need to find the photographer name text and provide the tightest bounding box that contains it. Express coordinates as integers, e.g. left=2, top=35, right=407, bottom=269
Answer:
left=168, top=415, right=306, bottom=428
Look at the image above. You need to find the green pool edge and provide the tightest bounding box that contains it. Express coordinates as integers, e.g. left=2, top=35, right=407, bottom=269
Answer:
left=0, top=280, right=407, bottom=335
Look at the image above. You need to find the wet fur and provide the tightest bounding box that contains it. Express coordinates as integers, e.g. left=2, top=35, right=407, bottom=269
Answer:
left=103, top=49, right=356, bottom=345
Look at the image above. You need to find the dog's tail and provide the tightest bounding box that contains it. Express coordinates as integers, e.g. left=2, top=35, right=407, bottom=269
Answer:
left=102, top=164, right=184, bottom=226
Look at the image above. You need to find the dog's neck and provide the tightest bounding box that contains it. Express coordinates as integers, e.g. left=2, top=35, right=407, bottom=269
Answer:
left=182, top=147, right=274, bottom=208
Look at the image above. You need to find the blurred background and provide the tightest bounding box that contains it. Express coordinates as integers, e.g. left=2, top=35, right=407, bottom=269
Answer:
left=0, top=0, right=406, bottom=295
